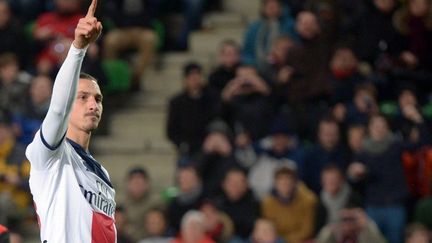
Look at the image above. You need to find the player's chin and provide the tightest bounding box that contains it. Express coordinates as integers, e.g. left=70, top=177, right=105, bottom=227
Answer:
left=84, top=121, right=100, bottom=132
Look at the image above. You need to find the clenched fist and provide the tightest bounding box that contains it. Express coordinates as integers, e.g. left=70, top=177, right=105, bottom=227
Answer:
left=73, top=0, right=102, bottom=49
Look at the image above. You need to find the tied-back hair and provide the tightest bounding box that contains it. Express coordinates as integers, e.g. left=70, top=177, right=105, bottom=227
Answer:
left=79, top=73, right=98, bottom=83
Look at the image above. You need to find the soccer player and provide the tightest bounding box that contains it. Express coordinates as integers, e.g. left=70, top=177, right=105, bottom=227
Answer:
left=25, top=0, right=117, bottom=242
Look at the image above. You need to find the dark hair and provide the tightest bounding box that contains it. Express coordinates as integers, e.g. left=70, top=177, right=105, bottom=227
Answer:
left=80, top=72, right=98, bottom=83
left=127, top=167, right=149, bottom=180
left=219, top=39, right=240, bottom=52
left=224, top=167, right=247, bottom=180
left=183, top=62, right=202, bottom=77
left=321, top=164, right=343, bottom=177
left=0, top=53, right=18, bottom=68
left=274, top=165, right=297, bottom=180
left=354, top=83, right=377, bottom=99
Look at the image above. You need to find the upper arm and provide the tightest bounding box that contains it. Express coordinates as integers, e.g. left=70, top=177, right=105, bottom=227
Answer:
left=26, top=129, right=64, bottom=171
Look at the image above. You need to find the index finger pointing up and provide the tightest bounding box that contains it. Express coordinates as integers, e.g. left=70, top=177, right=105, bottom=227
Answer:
left=86, top=0, right=98, bottom=17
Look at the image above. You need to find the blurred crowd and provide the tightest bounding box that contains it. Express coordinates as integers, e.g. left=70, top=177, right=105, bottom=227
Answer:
left=1, top=0, right=432, bottom=242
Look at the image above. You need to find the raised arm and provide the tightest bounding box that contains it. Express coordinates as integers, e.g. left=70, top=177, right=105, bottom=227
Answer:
left=40, top=0, right=102, bottom=149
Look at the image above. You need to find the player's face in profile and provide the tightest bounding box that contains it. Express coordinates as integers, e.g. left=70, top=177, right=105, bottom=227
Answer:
left=69, top=78, right=103, bottom=133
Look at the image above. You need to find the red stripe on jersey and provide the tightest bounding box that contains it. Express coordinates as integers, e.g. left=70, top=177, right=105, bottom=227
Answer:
left=91, top=212, right=116, bottom=243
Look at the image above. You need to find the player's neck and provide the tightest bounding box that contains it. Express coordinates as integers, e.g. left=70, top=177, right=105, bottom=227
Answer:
left=66, top=130, right=91, bottom=151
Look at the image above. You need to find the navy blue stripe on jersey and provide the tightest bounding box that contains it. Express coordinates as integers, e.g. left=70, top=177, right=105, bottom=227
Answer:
left=40, top=128, right=66, bottom=151
left=66, top=138, right=113, bottom=188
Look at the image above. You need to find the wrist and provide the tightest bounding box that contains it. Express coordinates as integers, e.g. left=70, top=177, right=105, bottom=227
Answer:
left=72, top=39, right=88, bottom=49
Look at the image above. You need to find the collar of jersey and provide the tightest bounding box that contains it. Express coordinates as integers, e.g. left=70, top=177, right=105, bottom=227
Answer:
left=66, top=138, right=114, bottom=188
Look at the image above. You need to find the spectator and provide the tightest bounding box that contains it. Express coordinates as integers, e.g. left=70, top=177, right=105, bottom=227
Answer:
left=13, top=75, right=52, bottom=145
left=192, top=121, right=240, bottom=197
left=208, top=40, right=241, bottom=95
left=118, top=167, right=163, bottom=242
left=115, top=206, right=134, bottom=243
left=261, top=35, right=295, bottom=86
left=347, top=124, right=367, bottom=161
left=0, top=0, right=27, bottom=66
left=242, top=0, right=298, bottom=72
left=304, top=117, right=348, bottom=193
left=333, top=83, right=380, bottom=127
left=0, top=110, right=30, bottom=218
left=394, top=0, right=432, bottom=72
left=353, top=0, right=404, bottom=71
left=246, top=219, right=285, bottom=243
left=348, top=112, right=430, bottom=243
left=33, top=0, right=82, bottom=75
left=413, top=197, right=432, bottom=229
left=221, top=65, right=273, bottom=141
left=0, top=53, right=31, bottom=113
left=279, top=10, right=332, bottom=105
left=315, top=207, right=386, bottom=243
left=172, top=210, right=215, bottom=243
left=248, top=116, right=305, bottom=199
left=168, top=166, right=205, bottom=232
left=261, top=166, right=317, bottom=243
left=138, top=208, right=174, bottom=243
left=215, top=168, right=260, bottom=240
left=316, top=164, right=363, bottom=232
left=200, top=200, right=234, bottom=242
left=405, top=223, right=430, bottom=243
left=103, top=0, right=157, bottom=90
left=328, top=46, right=366, bottom=105
left=167, top=62, right=220, bottom=161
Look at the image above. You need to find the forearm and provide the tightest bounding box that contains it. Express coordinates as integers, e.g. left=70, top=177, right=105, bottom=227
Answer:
left=41, top=45, right=87, bottom=147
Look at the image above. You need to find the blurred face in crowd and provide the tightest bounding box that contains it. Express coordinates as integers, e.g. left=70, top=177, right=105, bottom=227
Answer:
left=318, top=121, right=340, bottom=151
left=406, top=228, right=430, bottom=243
left=127, top=173, right=149, bottom=200
left=348, top=126, right=366, bottom=153
left=181, top=212, right=206, bottom=243
left=270, top=37, right=294, bottom=64
left=178, top=168, right=200, bottom=193
left=263, top=0, right=282, bottom=20
left=203, top=132, right=232, bottom=156
left=69, top=78, right=103, bottom=133
left=399, top=90, right=417, bottom=108
left=374, top=0, right=395, bottom=13
left=185, top=70, right=203, bottom=94
left=30, top=76, right=53, bottom=106
left=236, top=66, right=258, bottom=79
left=219, top=43, right=240, bottom=69
left=409, top=0, right=430, bottom=17
left=55, top=0, right=81, bottom=14
left=0, top=57, right=18, bottom=84
left=338, top=209, right=360, bottom=236
left=330, top=48, right=358, bottom=77
left=223, top=170, right=248, bottom=201
left=272, top=134, right=290, bottom=155
left=200, top=203, right=221, bottom=232
left=145, top=210, right=167, bottom=237
left=354, top=89, right=376, bottom=113
left=252, top=219, right=278, bottom=243
left=274, top=173, right=297, bottom=198
left=369, top=116, right=390, bottom=142
left=296, top=11, right=321, bottom=40
left=321, top=168, right=344, bottom=196
left=0, top=1, right=10, bottom=28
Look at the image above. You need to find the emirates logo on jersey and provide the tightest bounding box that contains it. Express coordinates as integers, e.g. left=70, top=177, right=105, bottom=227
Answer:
left=79, top=182, right=116, bottom=216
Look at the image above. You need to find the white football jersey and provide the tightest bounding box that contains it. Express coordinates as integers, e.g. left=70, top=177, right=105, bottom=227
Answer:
left=26, top=131, right=117, bottom=243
